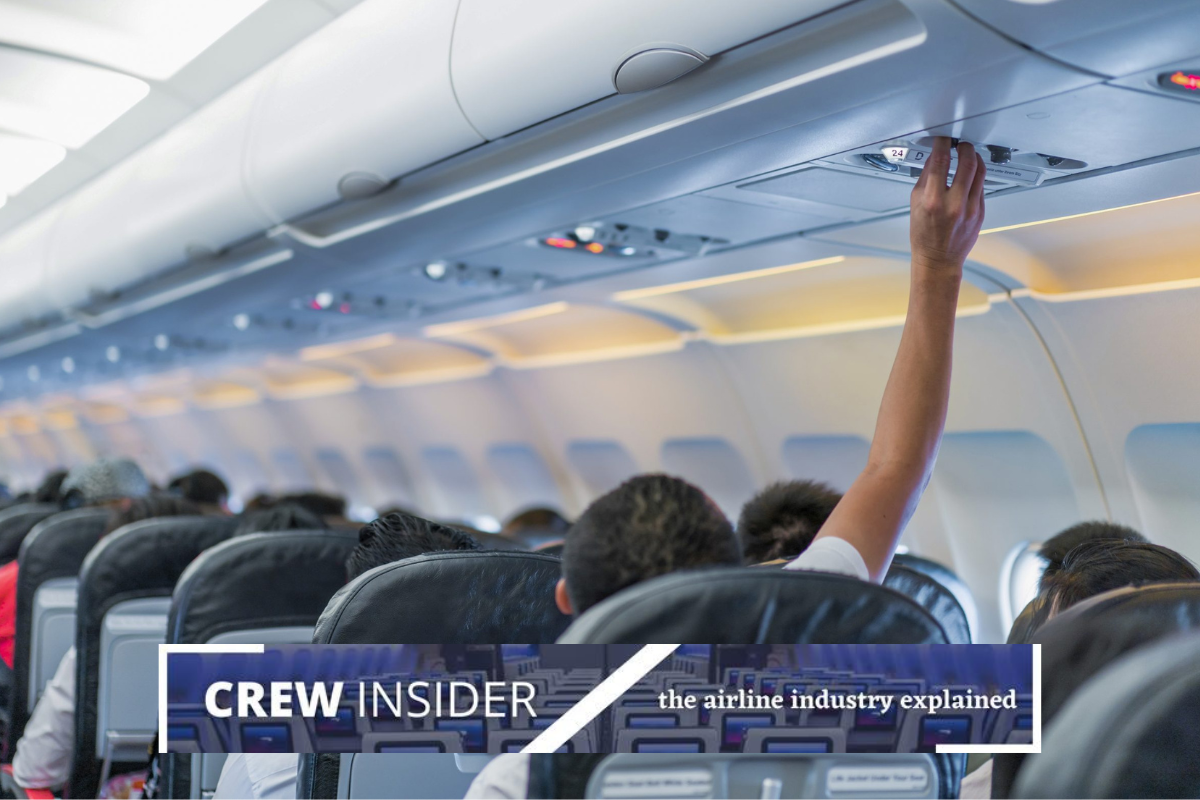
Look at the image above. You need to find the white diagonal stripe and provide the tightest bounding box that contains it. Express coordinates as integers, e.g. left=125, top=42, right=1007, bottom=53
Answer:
left=521, top=644, right=681, bottom=753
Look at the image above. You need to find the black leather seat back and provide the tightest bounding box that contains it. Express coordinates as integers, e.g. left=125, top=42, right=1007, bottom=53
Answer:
left=165, top=531, right=357, bottom=799
left=168, top=530, right=357, bottom=645
left=5, top=508, right=109, bottom=757
left=0, top=503, right=59, bottom=565
left=314, top=551, right=570, bottom=644
left=890, top=553, right=977, bottom=638
left=993, top=582, right=1200, bottom=797
left=883, top=564, right=972, bottom=643
left=1013, top=632, right=1200, bottom=798
left=69, top=516, right=235, bottom=799
left=558, top=568, right=950, bottom=644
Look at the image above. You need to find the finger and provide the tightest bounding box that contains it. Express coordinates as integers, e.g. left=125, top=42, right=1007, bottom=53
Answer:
left=921, top=137, right=953, bottom=195
left=968, top=153, right=986, bottom=214
left=949, top=142, right=977, bottom=202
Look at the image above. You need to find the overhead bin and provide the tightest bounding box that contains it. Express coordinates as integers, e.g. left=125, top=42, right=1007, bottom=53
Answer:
left=449, top=0, right=852, bottom=140
left=951, top=0, right=1200, bottom=77
left=0, top=210, right=57, bottom=330
left=245, top=0, right=486, bottom=224
left=44, top=73, right=272, bottom=313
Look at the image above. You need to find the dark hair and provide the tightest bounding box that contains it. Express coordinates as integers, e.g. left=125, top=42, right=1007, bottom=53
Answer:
left=561, top=474, right=741, bottom=614
left=279, top=492, right=346, bottom=518
left=1041, top=539, right=1199, bottom=615
left=35, top=470, right=69, bottom=504
left=233, top=503, right=328, bottom=536
left=737, top=480, right=842, bottom=563
left=103, top=494, right=202, bottom=536
left=1039, top=521, right=1146, bottom=591
left=503, top=507, right=571, bottom=537
left=346, top=512, right=482, bottom=581
left=168, top=469, right=229, bottom=507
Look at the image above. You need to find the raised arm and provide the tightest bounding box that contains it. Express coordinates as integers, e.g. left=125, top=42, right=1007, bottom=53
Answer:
left=811, top=137, right=986, bottom=581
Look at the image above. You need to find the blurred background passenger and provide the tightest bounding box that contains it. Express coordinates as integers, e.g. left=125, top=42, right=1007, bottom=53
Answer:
left=167, top=468, right=230, bottom=515
left=233, top=503, right=328, bottom=536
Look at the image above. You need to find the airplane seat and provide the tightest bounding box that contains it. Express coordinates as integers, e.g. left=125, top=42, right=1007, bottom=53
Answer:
left=883, top=564, right=972, bottom=644
left=556, top=568, right=949, bottom=644
left=4, top=508, right=108, bottom=760
left=1005, top=595, right=1051, bottom=644
left=304, top=551, right=569, bottom=799
left=992, top=582, right=1200, bottom=798
left=557, top=568, right=963, bottom=797
left=1012, top=632, right=1200, bottom=799
left=889, top=554, right=977, bottom=637
left=68, top=516, right=235, bottom=799
left=0, top=505, right=59, bottom=566
left=162, top=530, right=357, bottom=800
left=534, top=540, right=565, bottom=558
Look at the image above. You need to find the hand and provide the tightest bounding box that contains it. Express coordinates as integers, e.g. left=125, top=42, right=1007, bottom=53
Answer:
left=909, top=137, right=987, bottom=280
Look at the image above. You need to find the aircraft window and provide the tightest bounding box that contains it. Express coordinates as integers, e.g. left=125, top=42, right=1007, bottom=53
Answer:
left=781, top=434, right=870, bottom=493
left=485, top=444, right=563, bottom=516
left=566, top=440, right=638, bottom=499
left=1125, top=423, right=1200, bottom=554
left=420, top=446, right=487, bottom=519
left=362, top=446, right=416, bottom=508
left=270, top=447, right=312, bottom=490
left=661, top=438, right=756, bottom=520
left=1000, top=541, right=1045, bottom=631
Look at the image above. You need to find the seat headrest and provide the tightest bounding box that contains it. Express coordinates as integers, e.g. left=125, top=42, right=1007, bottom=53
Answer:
left=883, top=564, right=971, bottom=643
left=1006, top=595, right=1050, bottom=644
left=314, top=550, right=570, bottom=644
left=992, top=582, right=1200, bottom=798
left=168, top=530, right=356, bottom=644
left=891, top=553, right=977, bottom=634
left=557, top=568, right=949, bottom=644
left=1013, top=632, right=1200, bottom=799
left=0, top=503, right=59, bottom=563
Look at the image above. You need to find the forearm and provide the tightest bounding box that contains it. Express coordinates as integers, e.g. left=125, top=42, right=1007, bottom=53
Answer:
left=867, top=268, right=961, bottom=485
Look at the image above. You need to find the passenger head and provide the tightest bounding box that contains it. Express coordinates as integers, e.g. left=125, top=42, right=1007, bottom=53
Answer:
left=345, top=512, right=482, bottom=581
left=1041, top=539, right=1200, bottom=616
left=60, top=458, right=150, bottom=510
left=233, top=503, right=328, bottom=536
left=558, top=474, right=741, bottom=616
left=102, top=493, right=202, bottom=536
left=168, top=468, right=229, bottom=512
left=737, top=480, right=842, bottom=563
left=34, top=470, right=69, bottom=504
left=503, top=507, right=571, bottom=539
left=1038, top=520, right=1147, bottom=592
left=278, top=492, right=347, bottom=520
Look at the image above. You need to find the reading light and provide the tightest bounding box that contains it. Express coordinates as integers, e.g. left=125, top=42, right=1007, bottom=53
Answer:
left=27, top=365, right=39, bottom=382
left=61, top=357, right=74, bottom=374
left=543, top=237, right=577, bottom=249
left=424, top=261, right=448, bottom=280
left=0, top=49, right=150, bottom=149
left=1164, top=71, right=1200, bottom=92
left=574, top=225, right=597, bottom=242
left=233, top=313, right=251, bottom=331
left=0, top=133, right=66, bottom=197
left=585, top=242, right=605, bottom=254
left=154, top=334, right=170, bottom=351
left=0, top=0, right=271, bottom=81
left=313, top=291, right=335, bottom=309
left=106, top=346, right=120, bottom=363
left=621, top=247, right=637, bottom=256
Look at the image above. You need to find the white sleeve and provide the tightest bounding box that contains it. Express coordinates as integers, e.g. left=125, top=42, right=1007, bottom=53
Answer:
left=12, top=646, right=77, bottom=790
left=215, top=754, right=298, bottom=800
left=464, top=754, right=531, bottom=799
left=784, top=537, right=871, bottom=582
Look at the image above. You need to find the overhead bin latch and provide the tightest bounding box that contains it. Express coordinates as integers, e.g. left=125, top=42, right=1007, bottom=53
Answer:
left=613, top=45, right=708, bottom=94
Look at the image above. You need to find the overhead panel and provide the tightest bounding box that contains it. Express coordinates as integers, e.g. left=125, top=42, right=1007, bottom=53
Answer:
left=450, top=0, right=852, bottom=139
left=950, top=0, right=1200, bottom=77
left=303, top=337, right=493, bottom=387
left=245, top=0, right=485, bottom=224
